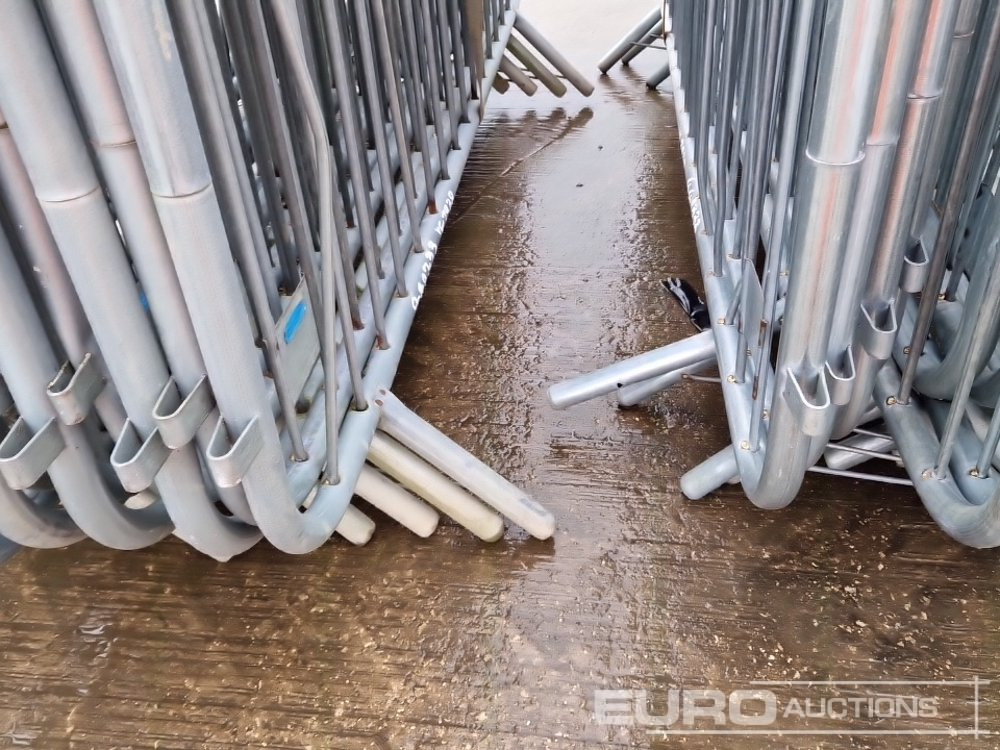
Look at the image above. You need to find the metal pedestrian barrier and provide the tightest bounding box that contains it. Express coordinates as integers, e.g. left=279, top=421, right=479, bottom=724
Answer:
left=0, top=0, right=591, bottom=559
left=553, top=0, right=1000, bottom=547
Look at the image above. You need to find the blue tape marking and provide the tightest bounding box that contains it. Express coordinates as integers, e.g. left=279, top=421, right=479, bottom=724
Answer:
left=284, top=301, right=308, bottom=344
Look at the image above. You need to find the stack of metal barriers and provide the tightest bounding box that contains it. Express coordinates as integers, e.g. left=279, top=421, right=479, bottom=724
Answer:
left=0, top=0, right=590, bottom=559
left=553, top=0, right=1000, bottom=548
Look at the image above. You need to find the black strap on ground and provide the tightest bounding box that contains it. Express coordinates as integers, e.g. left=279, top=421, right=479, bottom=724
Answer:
left=662, top=277, right=710, bottom=331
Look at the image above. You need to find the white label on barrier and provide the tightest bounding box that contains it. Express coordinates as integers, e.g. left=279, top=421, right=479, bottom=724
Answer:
left=686, top=177, right=702, bottom=232
left=412, top=190, right=455, bottom=310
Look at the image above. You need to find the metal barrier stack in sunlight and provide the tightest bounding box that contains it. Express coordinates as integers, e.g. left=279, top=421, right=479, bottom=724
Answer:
left=551, top=0, right=1000, bottom=547
left=0, top=0, right=593, bottom=559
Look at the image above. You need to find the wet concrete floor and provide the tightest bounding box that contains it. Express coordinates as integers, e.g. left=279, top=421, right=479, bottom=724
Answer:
left=1, top=2, right=999, bottom=748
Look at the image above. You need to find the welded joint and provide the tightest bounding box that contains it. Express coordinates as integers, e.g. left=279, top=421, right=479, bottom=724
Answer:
left=110, top=420, right=170, bottom=493
left=206, top=415, right=264, bottom=488
left=857, top=299, right=899, bottom=361
left=0, top=417, right=65, bottom=490
left=153, top=376, right=214, bottom=450
left=46, top=354, right=105, bottom=426
left=825, top=347, right=857, bottom=407
left=782, top=368, right=832, bottom=438
left=900, top=242, right=931, bottom=293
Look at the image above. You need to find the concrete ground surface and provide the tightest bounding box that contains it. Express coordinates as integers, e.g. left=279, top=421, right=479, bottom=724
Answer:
left=1, top=1, right=998, bottom=748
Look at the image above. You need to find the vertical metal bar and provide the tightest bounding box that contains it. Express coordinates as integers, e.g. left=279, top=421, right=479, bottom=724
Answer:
left=934, top=239, right=1000, bottom=475
left=898, top=0, right=1000, bottom=403
left=321, top=0, right=390, bottom=344
left=393, top=0, right=441, bottom=208
left=371, top=0, right=425, bottom=252
left=355, top=0, right=407, bottom=295
left=416, top=0, right=453, bottom=178
left=167, top=0, right=311, bottom=462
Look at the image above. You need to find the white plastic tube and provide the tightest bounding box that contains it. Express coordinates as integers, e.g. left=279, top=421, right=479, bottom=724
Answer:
left=367, top=432, right=504, bottom=542
left=375, top=389, right=553, bottom=539
left=335, top=505, right=376, bottom=546
left=355, top=465, right=439, bottom=538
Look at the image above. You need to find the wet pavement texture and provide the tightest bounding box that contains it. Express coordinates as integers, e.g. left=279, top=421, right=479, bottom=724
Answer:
left=2, top=2, right=999, bottom=749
